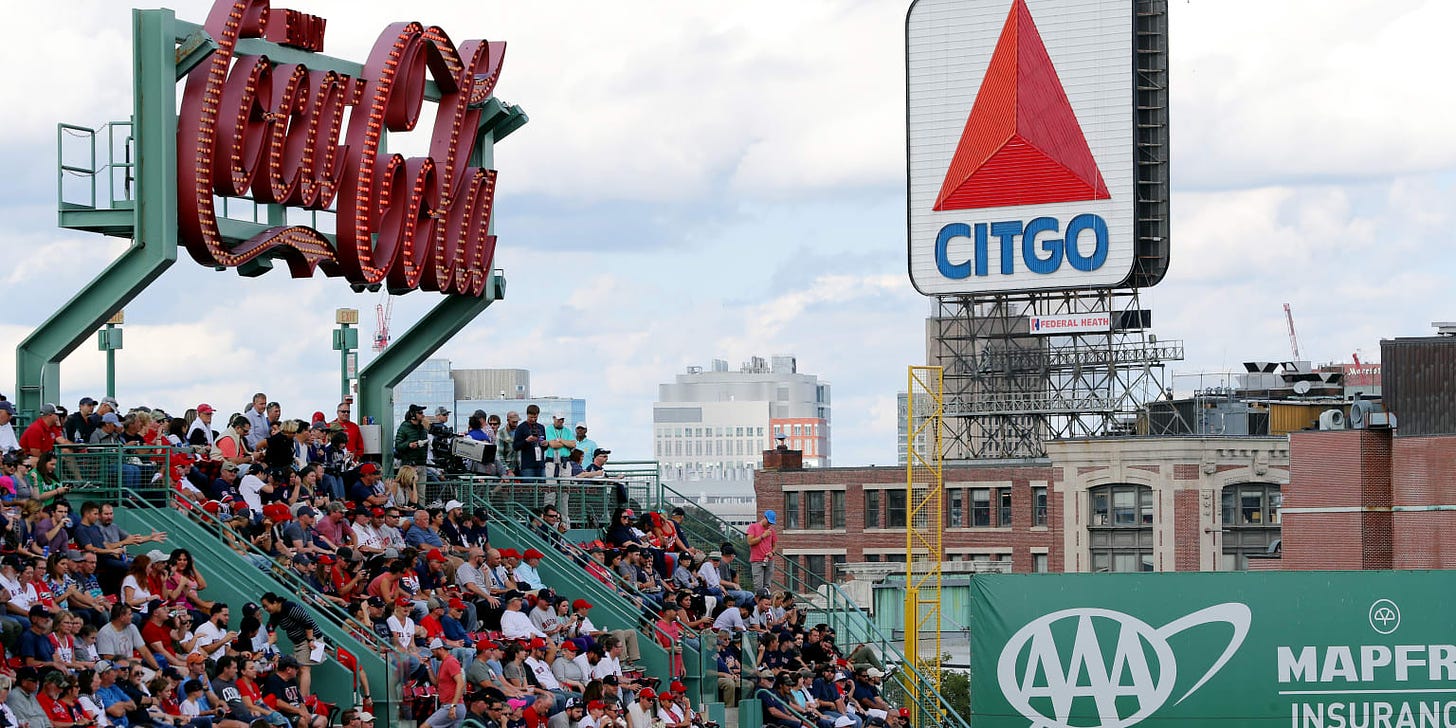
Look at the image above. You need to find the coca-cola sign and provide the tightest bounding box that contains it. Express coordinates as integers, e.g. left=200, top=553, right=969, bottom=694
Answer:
left=176, top=0, right=506, bottom=296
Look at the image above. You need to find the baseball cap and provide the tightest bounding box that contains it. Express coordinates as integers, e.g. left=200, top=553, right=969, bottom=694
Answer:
left=370, top=507, right=385, bottom=517
left=522, top=548, right=544, bottom=561
left=395, top=596, right=412, bottom=608
left=186, top=652, right=206, bottom=665
left=79, top=397, right=97, bottom=407
left=277, top=655, right=299, bottom=670
left=435, top=406, right=451, bottom=416
left=221, top=461, right=239, bottom=472
left=39, top=403, right=57, bottom=416
left=499, top=548, right=520, bottom=559
left=637, top=688, right=657, bottom=700
left=764, top=509, right=777, bottom=525
left=528, top=637, right=547, bottom=650
left=709, top=550, right=722, bottom=560
left=670, top=681, right=686, bottom=693
left=95, top=660, right=117, bottom=672
left=292, top=554, right=313, bottom=566
left=197, top=404, right=215, bottom=414
left=428, top=638, right=446, bottom=650
left=448, top=598, right=465, bottom=610
left=101, top=412, right=121, bottom=425
left=602, top=675, right=619, bottom=686
left=101, top=396, right=119, bottom=407
left=508, top=698, right=529, bottom=710
left=898, top=708, right=912, bottom=719
left=572, top=598, right=592, bottom=610
left=444, top=499, right=464, bottom=512
left=592, top=448, right=611, bottom=458
left=866, top=667, right=885, bottom=679
left=296, top=506, right=318, bottom=518
left=587, top=700, right=605, bottom=712
left=358, top=462, right=380, bottom=475
left=367, top=596, right=386, bottom=609
left=0, top=401, right=13, bottom=414
left=559, top=640, right=580, bottom=653
left=426, top=548, right=447, bottom=563
left=476, top=639, right=498, bottom=652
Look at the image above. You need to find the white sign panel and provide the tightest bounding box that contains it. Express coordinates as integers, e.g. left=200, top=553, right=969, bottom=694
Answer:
left=1027, top=313, right=1111, bottom=335
left=907, top=0, right=1134, bottom=294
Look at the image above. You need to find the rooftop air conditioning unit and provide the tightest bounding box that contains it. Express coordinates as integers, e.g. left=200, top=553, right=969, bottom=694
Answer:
left=1318, top=409, right=1346, bottom=430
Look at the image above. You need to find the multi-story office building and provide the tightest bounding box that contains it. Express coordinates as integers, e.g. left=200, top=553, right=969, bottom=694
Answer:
left=393, top=359, right=583, bottom=432
left=653, top=356, right=830, bottom=487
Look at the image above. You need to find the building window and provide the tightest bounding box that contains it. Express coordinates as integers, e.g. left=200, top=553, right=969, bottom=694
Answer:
left=785, top=492, right=801, bottom=529
left=1033, top=553, right=1049, bottom=573
left=831, top=491, right=845, bottom=529
left=887, top=490, right=907, bottom=528
left=865, top=491, right=880, bottom=529
left=947, top=489, right=963, bottom=528
left=1032, top=486, right=1048, bottom=526
left=970, top=488, right=991, bottom=527
left=1221, top=483, right=1282, bottom=570
left=864, top=553, right=880, bottom=563
left=997, top=487, right=1012, bottom=527
left=1088, top=484, right=1154, bottom=572
left=806, top=491, right=826, bottom=529
left=805, top=555, right=826, bottom=582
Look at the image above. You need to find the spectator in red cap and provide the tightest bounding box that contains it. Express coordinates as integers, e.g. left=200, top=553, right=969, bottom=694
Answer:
left=513, top=549, right=547, bottom=591
left=349, top=463, right=387, bottom=507
left=551, top=640, right=588, bottom=694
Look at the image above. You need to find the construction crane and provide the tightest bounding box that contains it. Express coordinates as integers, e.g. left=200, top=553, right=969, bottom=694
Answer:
left=1283, top=303, right=1301, bottom=360
left=373, top=293, right=393, bottom=352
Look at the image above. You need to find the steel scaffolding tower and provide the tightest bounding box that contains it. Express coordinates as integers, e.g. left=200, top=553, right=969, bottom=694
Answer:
left=904, top=366, right=944, bottom=727
left=931, top=289, right=1182, bottom=459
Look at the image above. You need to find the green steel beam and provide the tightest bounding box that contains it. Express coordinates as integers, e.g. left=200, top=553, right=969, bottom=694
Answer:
left=16, top=9, right=178, bottom=418
left=358, top=275, right=502, bottom=471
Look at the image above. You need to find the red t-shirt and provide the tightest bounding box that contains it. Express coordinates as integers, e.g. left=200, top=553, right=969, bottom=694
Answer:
left=747, top=522, right=776, bottom=563
left=19, top=420, right=56, bottom=455
left=420, top=615, right=445, bottom=640
left=38, top=692, right=71, bottom=724
left=141, top=620, right=174, bottom=651
left=333, top=420, right=364, bottom=457
left=437, top=655, right=463, bottom=703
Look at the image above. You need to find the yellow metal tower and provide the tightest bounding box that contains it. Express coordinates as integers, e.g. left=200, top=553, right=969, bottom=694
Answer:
left=904, top=366, right=945, bottom=727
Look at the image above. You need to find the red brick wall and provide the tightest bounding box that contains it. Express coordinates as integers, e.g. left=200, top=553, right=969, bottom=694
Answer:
left=1283, top=430, right=1392, bottom=570
left=1391, top=435, right=1456, bottom=568
left=1173, top=490, right=1202, bottom=571
left=755, top=463, right=1060, bottom=575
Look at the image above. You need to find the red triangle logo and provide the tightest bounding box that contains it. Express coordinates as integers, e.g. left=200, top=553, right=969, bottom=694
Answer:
left=933, top=0, right=1111, bottom=212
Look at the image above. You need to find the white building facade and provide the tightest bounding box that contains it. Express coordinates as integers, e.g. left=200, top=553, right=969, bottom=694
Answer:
left=653, top=356, right=830, bottom=487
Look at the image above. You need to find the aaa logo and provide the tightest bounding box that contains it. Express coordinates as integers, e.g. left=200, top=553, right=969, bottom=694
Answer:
left=996, top=603, right=1251, bottom=728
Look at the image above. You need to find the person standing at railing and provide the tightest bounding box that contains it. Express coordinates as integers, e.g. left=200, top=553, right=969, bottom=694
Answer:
left=19, top=404, right=73, bottom=459
left=512, top=406, right=548, bottom=480
left=66, top=398, right=99, bottom=446
left=0, top=401, right=21, bottom=456
left=329, top=402, right=364, bottom=460
left=745, top=511, right=778, bottom=592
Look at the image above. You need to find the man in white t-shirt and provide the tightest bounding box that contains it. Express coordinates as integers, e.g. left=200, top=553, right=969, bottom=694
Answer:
left=0, top=556, right=37, bottom=634
left=500, top=597, right=547, bottom=641
left=238, top=466, right=273, bottom=518
left=192, top=604, right=237, bottom=661
left=353, top=508, right=387, bottom=556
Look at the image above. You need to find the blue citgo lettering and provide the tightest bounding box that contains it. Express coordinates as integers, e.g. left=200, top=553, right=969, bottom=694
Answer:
left=974, top=222, right=989, bottom=276
left=989, top=220, right=1021, bottom=275
left=1021, top=217, right=1062, bottom=274
left=1064, top=213, right=1108, bottom=272
left=935, top=223, right=972, bottom=279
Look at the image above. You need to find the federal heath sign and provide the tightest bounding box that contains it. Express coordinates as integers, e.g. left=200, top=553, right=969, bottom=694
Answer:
left=971, top=572, right=1456, bottom=728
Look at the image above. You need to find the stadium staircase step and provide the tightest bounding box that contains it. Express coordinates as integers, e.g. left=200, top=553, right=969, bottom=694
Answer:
left=112, top=490, right=396, bottom=724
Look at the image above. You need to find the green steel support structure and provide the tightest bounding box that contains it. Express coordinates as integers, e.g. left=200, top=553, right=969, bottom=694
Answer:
left=17, top=9, right=179, bottom=419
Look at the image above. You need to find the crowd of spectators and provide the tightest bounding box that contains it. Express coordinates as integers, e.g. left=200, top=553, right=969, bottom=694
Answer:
left=0, top=392, right=906, bottom=728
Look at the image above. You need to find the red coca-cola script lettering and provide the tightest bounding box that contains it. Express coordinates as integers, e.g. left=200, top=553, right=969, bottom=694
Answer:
left=176, top=0, right=505, bottom=295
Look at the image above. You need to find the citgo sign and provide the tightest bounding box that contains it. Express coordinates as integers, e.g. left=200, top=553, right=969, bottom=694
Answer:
left=906, top=0, right=1137, bottom=294
left=971, top=572, right=1456, bottom=728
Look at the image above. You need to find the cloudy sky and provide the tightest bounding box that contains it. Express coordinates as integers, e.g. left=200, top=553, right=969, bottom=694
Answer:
left=1, top=0, right=1451, bottom=465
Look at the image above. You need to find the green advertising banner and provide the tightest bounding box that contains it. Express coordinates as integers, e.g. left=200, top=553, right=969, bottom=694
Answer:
left=970, top=571, right=1456, bottom=728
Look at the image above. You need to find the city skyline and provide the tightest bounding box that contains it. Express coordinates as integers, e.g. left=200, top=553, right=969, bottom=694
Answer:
left=1, top=0, right=1451, bottom=464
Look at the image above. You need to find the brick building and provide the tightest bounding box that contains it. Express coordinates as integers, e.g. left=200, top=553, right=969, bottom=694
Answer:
left=754, top=435, right=1289, bottom=579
